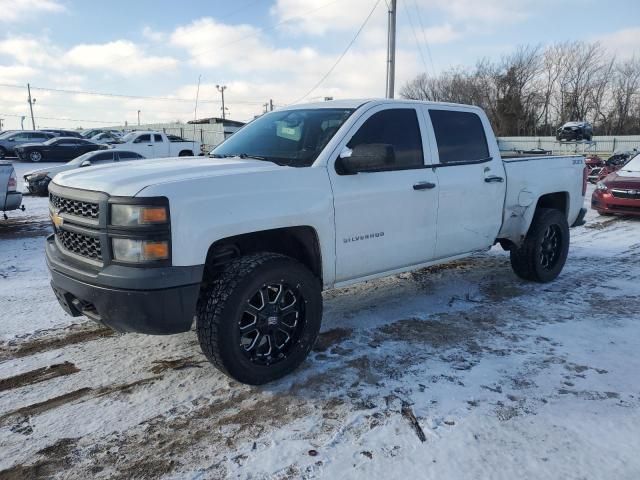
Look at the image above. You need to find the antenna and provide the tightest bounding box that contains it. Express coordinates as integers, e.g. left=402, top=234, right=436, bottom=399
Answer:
left=193, top=75, right=202, bottom=155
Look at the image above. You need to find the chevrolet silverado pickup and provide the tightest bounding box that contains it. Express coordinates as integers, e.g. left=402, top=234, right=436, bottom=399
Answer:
left=110, top=131, right=201, bottom=158
left=46, top=99, right=587, bottom=385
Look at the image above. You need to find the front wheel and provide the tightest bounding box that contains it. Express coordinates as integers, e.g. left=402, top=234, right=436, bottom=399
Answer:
left=0, top=147, right=6, bottom=159
left=197, top=252, right=322, bottom=385
left=29, top=151, right=43, bottom=162
left=510, top=208, right=570, bottom=283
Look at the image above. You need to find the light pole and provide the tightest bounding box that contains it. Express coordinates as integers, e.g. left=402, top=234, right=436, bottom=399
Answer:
left=27, top=83, right=36, bottom=130
left=137, top=110, right=141, bottom=126
left=216, top=84, right=227, bottom=120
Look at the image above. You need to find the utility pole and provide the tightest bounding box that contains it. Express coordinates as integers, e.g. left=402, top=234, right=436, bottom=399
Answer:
left=137, top=110, right=141, bottom=126
left=269, top=99, right=274, bottom=111
left=0, top=118, right=4, bottom=131
left=385, top=0, right=397, bottom=99
left=27, top=83, right=36, bottom=130
left=216, top=84, right=227, bottom=120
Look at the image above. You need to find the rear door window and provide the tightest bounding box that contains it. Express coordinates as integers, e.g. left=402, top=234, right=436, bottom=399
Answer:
left=154, top=134, right=163, bottom=142
left=429, top=110, right=490, bottom=164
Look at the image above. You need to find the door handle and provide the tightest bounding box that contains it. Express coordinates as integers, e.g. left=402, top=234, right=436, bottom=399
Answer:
left=413, top=181, right=436, bottom=190
left=484, top=175, right=504, bottom=183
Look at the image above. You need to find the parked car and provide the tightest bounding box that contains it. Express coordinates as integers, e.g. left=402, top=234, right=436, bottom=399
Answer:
left=111, top=131, right=200, bottom=157
left=0, top=131, right=56, bottom=159
left=15, top=137, right=108, bottom=162
left=46, top=99, right=587, bottom=385
left=592, top=153, right=640, bottom=216
left=556, top=121, right=593, bottom=142
left=1, top=161, right=23, bottom=219
left=24, top=150, right=145, bottom=196
left=42, top=129, right=83, bottom=138
left=90, top=132, right=122, bottom=144
left=587, top=149, right=638, bottom=183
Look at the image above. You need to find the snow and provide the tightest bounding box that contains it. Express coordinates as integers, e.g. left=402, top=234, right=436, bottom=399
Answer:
left=1, top=173, right=639, bottom=479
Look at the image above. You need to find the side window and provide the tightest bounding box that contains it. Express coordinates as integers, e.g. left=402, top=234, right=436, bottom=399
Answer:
left=346, top=108, right=424, bottom=171
left=154, top=134, right=163, bottom=142
left=92, top=152, right=114, bottom=163
left=429, top=110, right=489, bottom=164
left=118, top=152, right=142, bottom=160
left=134, top=134, right=151, bottom=143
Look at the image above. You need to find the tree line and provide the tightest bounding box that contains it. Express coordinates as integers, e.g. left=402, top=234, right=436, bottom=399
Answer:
left=400, top=41, right=640, bottom=137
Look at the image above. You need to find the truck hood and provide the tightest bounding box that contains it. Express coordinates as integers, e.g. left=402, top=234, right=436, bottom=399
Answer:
left=52, top=156, right=284, bottom=197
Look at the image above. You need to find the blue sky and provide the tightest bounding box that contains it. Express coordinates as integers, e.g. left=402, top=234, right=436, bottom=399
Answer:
left=0, top=0, right=638, bottom=129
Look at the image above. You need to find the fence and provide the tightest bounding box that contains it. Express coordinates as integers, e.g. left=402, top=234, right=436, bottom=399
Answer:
left=110, top=122, right=231, bottom=152
left=498, top=135, right=640, bottom=156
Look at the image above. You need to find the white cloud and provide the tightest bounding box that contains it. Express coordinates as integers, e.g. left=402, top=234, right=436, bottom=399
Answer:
left=0, top=0, right=64, bottom=22
left=170, top=17, right=320, bottom=74
left=596, top=28, right=640, bottom=59
left=64, top=40, right=178, bottom=75
left=271, top=0, right=379, bottom=35
left=0, top=64, right=38, bottom=82
left=142, top=26, right=166, bottom=43
left=0, top=36, right=60, bottom=66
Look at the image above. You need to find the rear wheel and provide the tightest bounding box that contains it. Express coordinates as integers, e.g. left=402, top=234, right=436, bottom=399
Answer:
left=510, top=208, right=570, bottom=283
left=0, top=147, right=6, bottom=159
left=196, top=252, right=322, bottom=385
left=29, top=151, right=43, bottom=162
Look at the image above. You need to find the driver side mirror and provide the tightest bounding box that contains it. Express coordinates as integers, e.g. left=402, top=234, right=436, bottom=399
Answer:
left=336, top=144, right=395, bottom=175
left=80, top=160, right=91, bottom=167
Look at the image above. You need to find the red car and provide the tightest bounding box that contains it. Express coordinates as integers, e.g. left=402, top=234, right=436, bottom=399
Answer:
left=592, top=153, right=640, bottom=216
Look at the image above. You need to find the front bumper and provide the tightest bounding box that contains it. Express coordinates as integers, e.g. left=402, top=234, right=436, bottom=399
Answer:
left=591, top=190, right=640, bottom=216
left=24, top=176, right=50, bottom=195
left=46, top=234, right=203, bottom=334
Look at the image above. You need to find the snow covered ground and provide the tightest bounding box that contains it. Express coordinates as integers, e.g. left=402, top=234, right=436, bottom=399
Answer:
left=1, top=167, right=639, bottom=479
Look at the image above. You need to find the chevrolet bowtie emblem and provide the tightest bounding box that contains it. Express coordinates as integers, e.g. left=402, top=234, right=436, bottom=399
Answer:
left=51, top=210, right=64, bottom=228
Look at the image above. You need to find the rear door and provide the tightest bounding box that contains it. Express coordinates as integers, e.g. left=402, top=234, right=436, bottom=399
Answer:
left=153, top=134, right=167, bottom=157
left=329, top=104, right=439, bottom=282
left=424, top=107, right=506, bottom=258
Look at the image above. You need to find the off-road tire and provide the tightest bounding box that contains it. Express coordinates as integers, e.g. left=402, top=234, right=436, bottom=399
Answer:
left=510, top=208, right=570, bottom=283
left=196, top=252, right=322, bottom=385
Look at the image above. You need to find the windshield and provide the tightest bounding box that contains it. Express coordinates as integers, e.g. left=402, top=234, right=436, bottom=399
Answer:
left=67, top=151, right=95, bottom=165
left=121, top=132, right=137, bottom=142
left=0, top=131, right=14, bottom=139
left=211, top=108, right=354, bottom=167
left=622, top=153, right=640, bottom=172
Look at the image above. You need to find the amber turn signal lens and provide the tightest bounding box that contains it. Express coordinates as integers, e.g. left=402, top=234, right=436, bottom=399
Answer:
left=142, top=241, right=169, bottom=260
left=140, top=207, right=168, bottom=224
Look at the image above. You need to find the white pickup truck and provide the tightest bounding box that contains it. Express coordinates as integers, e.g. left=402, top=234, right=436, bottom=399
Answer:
left=46, top=99, right=587, bottom=385
left=110, top=131, right=201, bottom=158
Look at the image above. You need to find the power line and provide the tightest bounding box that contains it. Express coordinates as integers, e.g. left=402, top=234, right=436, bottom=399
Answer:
left=0, top=112, right=121, bottom=125
left=289, top=0, right=383, bottom=105
left=0, top=83, right=265, bottom=105
left=412, top=0, right=436, bottom=76
left=402, top=1, right=429, bottom=76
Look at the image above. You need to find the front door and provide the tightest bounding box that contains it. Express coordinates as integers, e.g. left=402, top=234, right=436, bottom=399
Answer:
left=329, top=105, right=439, bottom=282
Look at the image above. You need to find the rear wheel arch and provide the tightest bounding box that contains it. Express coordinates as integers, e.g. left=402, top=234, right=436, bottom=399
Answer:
left=203, top=226, right=323, bottom=285
left=178, top=150, right=193, bottom=157
left=535, top=191, right=569, bottom=217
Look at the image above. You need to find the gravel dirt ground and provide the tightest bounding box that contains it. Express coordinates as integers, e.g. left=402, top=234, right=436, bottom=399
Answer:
left=1, top=162, right=639, bottom=479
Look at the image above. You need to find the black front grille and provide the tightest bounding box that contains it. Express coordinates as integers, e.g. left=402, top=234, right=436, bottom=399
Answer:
left=611, top=189, right=640, bottom=200
left=58, top=229, right=102, bottom=261
left=50, top=193, right=99, bottom=219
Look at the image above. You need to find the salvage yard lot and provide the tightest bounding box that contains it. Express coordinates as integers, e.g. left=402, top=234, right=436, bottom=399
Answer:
left=1, top=166, right=639, bottom=479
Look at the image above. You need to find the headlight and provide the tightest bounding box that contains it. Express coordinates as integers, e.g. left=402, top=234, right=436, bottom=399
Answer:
left=26, top=172, right=48, bottom=181
left=111, top=204, right=168, bottom=226
left=596, top=182, right=608, bottom=191
left=112, top=238, right=169, bottom=262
